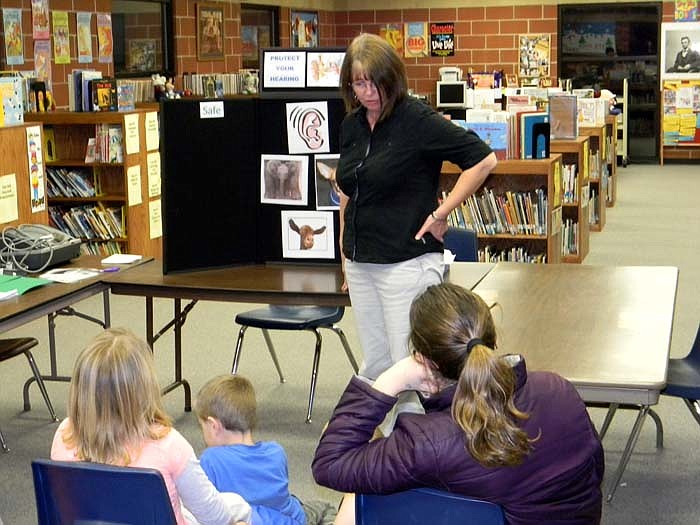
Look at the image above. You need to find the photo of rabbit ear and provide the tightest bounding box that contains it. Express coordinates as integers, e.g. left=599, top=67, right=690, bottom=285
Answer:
left=314, top=155, right=340, bottom=210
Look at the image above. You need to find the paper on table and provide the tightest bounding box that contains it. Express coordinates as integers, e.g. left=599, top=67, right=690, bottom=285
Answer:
left=101, top=254, right=143, bottom=264
left=0, top=289, right=18, bottom=300
left=40, top=268, right=99, bottom=283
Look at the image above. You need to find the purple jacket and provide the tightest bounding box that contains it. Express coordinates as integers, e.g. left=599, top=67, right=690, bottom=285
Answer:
left=312, top=357, right=603, bottom=525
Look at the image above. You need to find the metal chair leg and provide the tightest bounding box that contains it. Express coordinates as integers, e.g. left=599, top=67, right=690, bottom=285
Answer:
left=24, top=351, right=58, bottom=422
left=605, top=405, right=649, bottom=503
left=329, top=324, right=359, bottom=373
left=231, top=325, right=248, bottom=374
left=0, top=426, right=8, bottom=453
left=306, top=329, right=323, bottom=424
left=647, top=408, right=664, bottom=449
left=683, top=398, right=700, bottom=428
left=261, top=329, right=285, bottom=383
left=599, top=403, right=618, bottom=440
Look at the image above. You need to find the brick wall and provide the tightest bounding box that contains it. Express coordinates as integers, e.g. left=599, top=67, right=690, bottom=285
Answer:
left=122, top=11, right=163, bottom=71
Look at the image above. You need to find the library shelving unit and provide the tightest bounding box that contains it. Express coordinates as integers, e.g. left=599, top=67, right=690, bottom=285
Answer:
left=578, top=124, right=607, bottom=233
left=441, top=156, right=563, bottom=264
left=614, top=78, right=629, bottom=167
left=550, top=136, right=590, bottom=264
left=24, top=109, right=162, bottom=258
left=604, top=114, right=617, bottom=207
left=0, top=122, right=49, bottom=228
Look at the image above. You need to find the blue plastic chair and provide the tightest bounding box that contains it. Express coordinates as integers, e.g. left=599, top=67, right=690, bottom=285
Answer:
left=32, top=459, right=176, bottom=525
left=443, top=226, right=479, bottom=262
left=232, top=305, right=359, bottom=423
left=355, top=487, right=505, bottom=525
left=663, top=322, right=700, bottom=428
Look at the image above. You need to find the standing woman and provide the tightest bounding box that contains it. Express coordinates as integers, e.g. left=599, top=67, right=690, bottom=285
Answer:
left=335, top=33, right=497, bottom=386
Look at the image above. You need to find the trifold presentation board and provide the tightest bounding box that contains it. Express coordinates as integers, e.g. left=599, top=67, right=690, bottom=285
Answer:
left=160, top=95, right=345, bottom=273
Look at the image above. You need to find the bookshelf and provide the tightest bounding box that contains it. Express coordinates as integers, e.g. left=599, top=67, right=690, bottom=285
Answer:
left=0, top=123, right=50, bottom=228
left=578, top=124, right=607, bottom=233
left=550, top=136, right=590, bottom=264
left=441, top=156, right=563, bottom=264
left=24, top=109, right=162, bottom=258
left=605, top=114, right=617, bottom=207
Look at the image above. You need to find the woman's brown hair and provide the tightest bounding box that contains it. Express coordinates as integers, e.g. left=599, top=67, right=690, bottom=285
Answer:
left=339, top=33, right=408, bottom=121
left=409, top=282, right=533, bottom=467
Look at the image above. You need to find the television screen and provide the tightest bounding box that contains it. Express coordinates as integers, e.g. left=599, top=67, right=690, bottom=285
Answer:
left=436, top=81, right=467, bottom=107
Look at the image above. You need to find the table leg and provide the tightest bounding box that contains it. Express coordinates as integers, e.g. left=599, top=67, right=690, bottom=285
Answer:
left=605, top=405, right=649, bottom=503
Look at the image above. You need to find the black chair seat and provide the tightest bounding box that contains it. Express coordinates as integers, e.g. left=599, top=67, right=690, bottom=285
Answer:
left=235, top=306, right=344, bottom=330
left=0, top=338, right=40, bottom=362
left=664, top=357, right=700, bottom=399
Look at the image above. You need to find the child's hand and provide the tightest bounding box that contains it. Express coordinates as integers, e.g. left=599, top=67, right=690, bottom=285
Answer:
left=372, top=356, right=438, bottom=397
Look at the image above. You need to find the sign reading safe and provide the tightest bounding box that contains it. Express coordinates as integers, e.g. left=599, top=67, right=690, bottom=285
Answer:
left=200, top=101, right=224, bottom=119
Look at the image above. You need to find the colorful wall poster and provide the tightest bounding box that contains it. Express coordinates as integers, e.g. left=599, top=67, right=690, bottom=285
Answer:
left=52, top=11, right=71, bottom=64
left=3, top=9, right=25, bottom=65
left=519, top=34, right=551, bottom=78
left=77, top=12, right=93, bottom=63
left=34, top=40, right=52, bottom=84
left=26, top=126, right=46, bottom=213
left=97, top=13, right=113, bottom=63
left=286, top=101, right=330, bottom=154
left=404, top=22, right=429, bottom=58
left=430, top=22, right=455, bottom=57
left=675, top=0, right=698, bottom=21
left=31, top=0, right=50, bottom=39
left=281, top=210, right=335, bottom=259
left=379, top=24, right=403, bottom=55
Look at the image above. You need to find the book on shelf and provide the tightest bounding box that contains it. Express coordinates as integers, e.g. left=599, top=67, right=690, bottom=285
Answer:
left=80, top=70, right=103, bottom=112
left=117, top=84, right=135, bottom=111
left=85, top=138, right=97, bottom=163
left=520, top=112, right=549, bottom=159
left=452, top=120, right=509, bottom=160
left=548, top=94, right=578, bottom=139
left=108, top=126, right=124, bottom=163
left=0, top=74, right=25, bottom=124
left=43, top=127, right=56, bottom=161
left=89, top=78, right=118, bottom=112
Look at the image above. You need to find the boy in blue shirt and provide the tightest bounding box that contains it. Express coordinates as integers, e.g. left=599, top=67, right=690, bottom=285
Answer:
left=194, top=375, right=336, bottom=525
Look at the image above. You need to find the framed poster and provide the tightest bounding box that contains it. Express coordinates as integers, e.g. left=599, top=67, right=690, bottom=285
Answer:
left=661, top=22, right=700, bottom=81
left=291, top=10, right=318, bottom=48
left=197, top=3, right=224, bottom=60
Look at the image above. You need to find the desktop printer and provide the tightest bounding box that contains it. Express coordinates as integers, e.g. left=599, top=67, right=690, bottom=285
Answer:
left=0, top=224, right=82, bottom=272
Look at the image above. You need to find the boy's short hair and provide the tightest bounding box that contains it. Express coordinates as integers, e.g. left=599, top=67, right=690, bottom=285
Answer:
left=195, top=375, right=257, bottom=432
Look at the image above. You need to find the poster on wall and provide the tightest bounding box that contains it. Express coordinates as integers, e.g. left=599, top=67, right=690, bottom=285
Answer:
left=97, top=13, right=113, bottom=63
left=518, top=34, right=551, bottom=79
left=77, top=12, right=93, bottom=63
left=661, top=22, right=700, bottom=80
left=26, top=126, right=46, bottom=213
left=675, top=0, right=698, bottom=22
left=380, top=24, right=404, bottom=55
left=34, top=40, right=52, bottom=84
left=31, top=0, right=50, bottom=39
left=561, top=23, right=615, bottom=55
left=52, top=11, right=71, bottom=64
left=404, top=22, right=429, bottom=58
left=430, top=22, right=454, bottom=57
left=3, top=9, right=25, bottom=65
left=281, top=210, right=335, bottom=259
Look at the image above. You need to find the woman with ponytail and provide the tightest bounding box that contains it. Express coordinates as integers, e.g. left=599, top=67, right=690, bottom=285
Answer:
left=312, top=282, right=604, bottom=525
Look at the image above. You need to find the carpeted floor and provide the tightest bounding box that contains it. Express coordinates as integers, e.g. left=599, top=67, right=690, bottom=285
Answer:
left=0, top=162, right=699, bottom=524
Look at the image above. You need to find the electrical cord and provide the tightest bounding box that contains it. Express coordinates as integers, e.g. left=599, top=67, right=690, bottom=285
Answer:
left=0, top=225, right=58, bottom=274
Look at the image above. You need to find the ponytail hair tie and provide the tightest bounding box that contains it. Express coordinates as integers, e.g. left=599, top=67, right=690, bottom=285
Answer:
left=466, top=338, right=485, bottom=353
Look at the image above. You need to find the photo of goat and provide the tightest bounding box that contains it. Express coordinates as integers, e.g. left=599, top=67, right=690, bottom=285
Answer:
left=281, top=210, right=335, bottom=259
left=314, top=153, right=340, bottom=210
left=260, top=154, right=309, bottom=206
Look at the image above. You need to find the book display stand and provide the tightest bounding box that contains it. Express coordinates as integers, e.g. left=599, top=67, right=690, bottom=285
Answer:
left=578, top=125, right=607, bottom=232
left=441, top=156, right=563, bottom=264
left=25, top=110, right=162, bottom=258
left=604, top=114, right=617, bottom=207
left=550, top=136, right=590, bottom=263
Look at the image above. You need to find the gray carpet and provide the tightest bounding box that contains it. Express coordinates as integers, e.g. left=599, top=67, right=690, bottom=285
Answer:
left=1, top=162, right=699, bottom=524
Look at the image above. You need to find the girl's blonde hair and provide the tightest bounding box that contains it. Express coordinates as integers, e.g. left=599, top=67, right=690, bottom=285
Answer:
left=339, top=33, right=408, bottom=121
left=62, top=327, right=171, bottom=465
left=409, top=283, right=533, bottom=468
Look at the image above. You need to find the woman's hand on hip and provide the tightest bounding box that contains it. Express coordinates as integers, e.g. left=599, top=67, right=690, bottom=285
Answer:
left=415, top=213, right=449, bottom=243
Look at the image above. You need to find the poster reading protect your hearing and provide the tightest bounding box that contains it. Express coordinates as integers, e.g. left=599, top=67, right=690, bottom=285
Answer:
left=285, top=101, right=330, bottom=154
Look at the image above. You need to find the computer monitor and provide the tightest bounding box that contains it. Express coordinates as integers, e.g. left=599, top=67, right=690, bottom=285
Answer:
left=436, top=80, right=468, bottom=108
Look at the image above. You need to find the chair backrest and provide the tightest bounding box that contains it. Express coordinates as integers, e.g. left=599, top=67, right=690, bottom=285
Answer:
left=355, top=487, right=505, bottom=525
left=687, top=322, right=700, bottom=363
left=32, top=459, right=177, bottom=525
left=443, top=226, right=479, bottom=262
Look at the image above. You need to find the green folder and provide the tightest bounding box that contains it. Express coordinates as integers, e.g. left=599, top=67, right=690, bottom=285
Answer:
left=0, top=274, right=52, bottom=296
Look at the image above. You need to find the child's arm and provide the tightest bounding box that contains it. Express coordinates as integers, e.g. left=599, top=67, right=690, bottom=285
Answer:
left=176, top=456, right=256, bottom=525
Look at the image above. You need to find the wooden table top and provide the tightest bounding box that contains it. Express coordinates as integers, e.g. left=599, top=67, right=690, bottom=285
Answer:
left=472, top=263, right=678, bottom=404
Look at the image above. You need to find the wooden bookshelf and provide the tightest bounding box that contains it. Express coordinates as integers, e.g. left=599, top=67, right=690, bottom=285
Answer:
left=25, top=109, right=162, bottom=258
left=441, top=156, right=563, bottom=264
left=578, top=124, right=607, bottom=233
left=0, top=122, right=50, bottom=229
left=605, top=114, right=617, bottom=207
left=550, top=136, right=590, bottom=264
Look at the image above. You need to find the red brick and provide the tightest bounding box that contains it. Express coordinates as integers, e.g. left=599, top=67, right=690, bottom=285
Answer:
left=73, top=0, right=95, bottom=12
left=336, top=24, right=361, bottom=39
left=348, top=11, right=374, bottom=24
left=406, top=64, right=431, bottom=78
left=514, top=5, right=543, bottom=20
left=451, top=49, right=471, bottom=65
left=529, top=19, right=556, bottom=34
left=486, top=6, right=514, bottom=20
left=376, top=10, right=401, bottom=24
left=414, top=78, right=435, bottom=95
left=457, top=7, right=485, bottom=21
left=333, top=11, right=348, bottom=25
left=453, top=21, right=470, bottom=36
left=51, top=0, right=71, bottom=10
left=499, top=49, right=519, bottom=64
left=403, top=9, right=429, bottom=22
left=542, top=5, right=557, bottom=19
left=430, top=8, right=457, bottom=22
left=173, top=0, right=190, bottom=18
left=500, top=20, right=529, bottom=35
left=52, top=83, right=69, bottom=109
left=488, top=34, right=515, bottom=49
left=460, top=35, right=486, bottom=50
left=472, top=20, right=499, bottom=34
left=472, top=49, right=500, bottom=64
left=94, top=0, right=111, bottom=14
